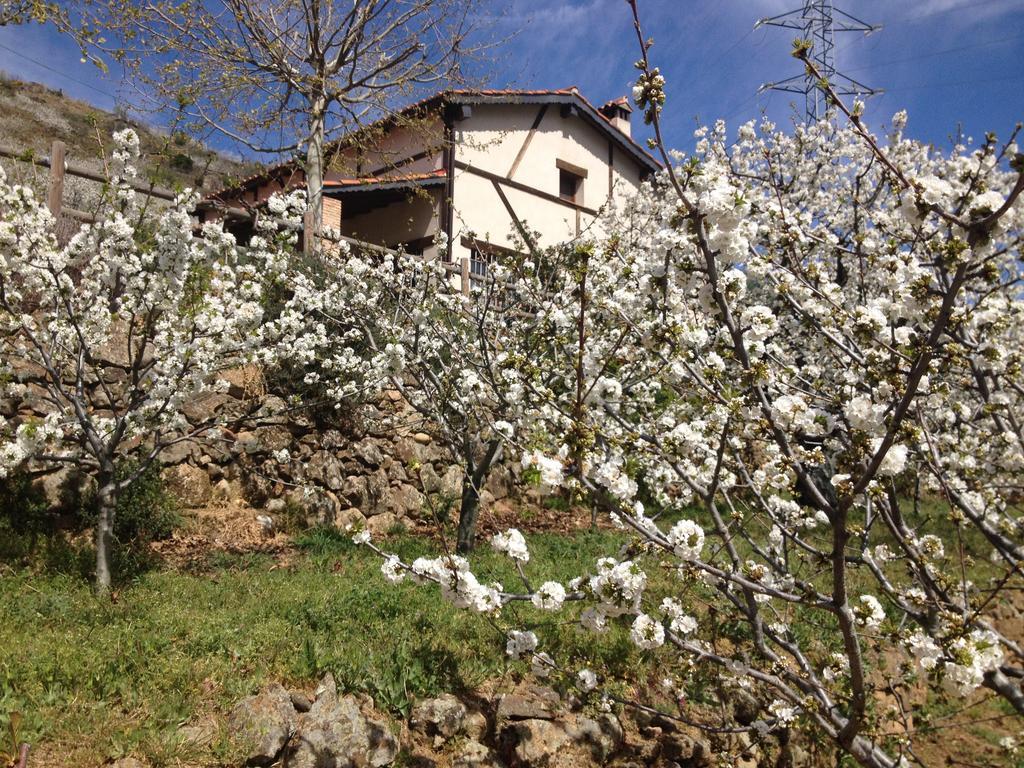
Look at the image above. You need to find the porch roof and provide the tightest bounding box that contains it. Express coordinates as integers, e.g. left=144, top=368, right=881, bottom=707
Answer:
left=322, top=169, right=447, bottom=195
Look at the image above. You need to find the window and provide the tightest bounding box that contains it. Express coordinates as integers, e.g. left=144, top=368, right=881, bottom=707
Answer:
left=556, top=159, right=588, bottom=205
left=470, top=248, right=492, bottom=277
left=559, top=168, right=583, bottom=203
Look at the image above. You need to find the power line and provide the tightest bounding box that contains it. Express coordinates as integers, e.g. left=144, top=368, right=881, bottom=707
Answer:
left=843, top=32, right=1024, bottom=74
left=884, top=72, right=1024, bottom=93
left=890, top=0, right=1014, bottom=25
left=0, top=40, right=117, bottom=100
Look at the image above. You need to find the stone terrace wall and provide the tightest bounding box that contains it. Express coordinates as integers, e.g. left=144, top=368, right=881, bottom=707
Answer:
left=3, top=365, right=517, bottom=533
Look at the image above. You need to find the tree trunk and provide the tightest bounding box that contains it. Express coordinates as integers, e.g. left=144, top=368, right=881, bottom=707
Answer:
left=456, top=480, right=480, bottom=554
left=305, top=96, right=327, bottom=241
left=455, top=439, right=503, bottom=554
left=94, top=478, right=116, bottom=596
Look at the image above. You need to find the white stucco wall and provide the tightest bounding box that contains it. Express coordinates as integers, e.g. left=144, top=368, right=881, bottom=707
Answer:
left=449, top=101, right=648, bottom=263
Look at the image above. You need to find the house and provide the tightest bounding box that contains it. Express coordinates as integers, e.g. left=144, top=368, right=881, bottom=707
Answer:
left=198, top=88, right=660, bottom=281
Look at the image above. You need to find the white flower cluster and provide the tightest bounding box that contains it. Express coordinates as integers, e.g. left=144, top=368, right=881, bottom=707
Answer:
left=666, top=519, right=705, bottom=560
left=587, top=557, right=647, bottom=619
left=409, top=555, right=503, bottom=614
left=531, top=581, right=566, bottom=611
left=630, top=613, right=665, bottom=649
left=491, top=528, right=529, bottom=563
left=854, top=595, right=886, bottom=629
left=506, top=630, right=538, bottom=660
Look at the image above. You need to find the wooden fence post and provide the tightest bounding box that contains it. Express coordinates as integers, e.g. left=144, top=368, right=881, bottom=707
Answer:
left=461, top=255, right=471, bottom=295
left=47, top=140, right=66, bottom=218
left=303, top=208, right=316, bottom=256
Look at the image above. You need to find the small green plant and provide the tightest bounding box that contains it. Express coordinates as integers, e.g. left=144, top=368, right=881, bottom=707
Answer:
left=169, top=152, right=194, bottom=172
left=0, top=470, right=53, bottom=557
left=1, top=710, right=25, bottom=766
left=75, top=461, right=180, bottom=578
left=109, top=462, right=180, bottom=544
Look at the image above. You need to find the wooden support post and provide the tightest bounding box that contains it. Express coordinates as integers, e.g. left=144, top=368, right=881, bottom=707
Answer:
left=47, top=140, right=66, bottom=218
left=303, top=208, right=316, bottom=256
left=461, top=255, right=471, bottom=295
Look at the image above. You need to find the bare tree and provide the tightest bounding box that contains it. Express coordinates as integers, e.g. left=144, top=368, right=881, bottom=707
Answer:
left=96, top=0, right=485, bottom=231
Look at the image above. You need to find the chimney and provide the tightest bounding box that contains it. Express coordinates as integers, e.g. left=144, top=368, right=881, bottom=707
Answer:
left=599, top=96, right=632, bottom=137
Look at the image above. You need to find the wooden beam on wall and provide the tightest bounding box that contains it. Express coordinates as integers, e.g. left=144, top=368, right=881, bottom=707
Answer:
left=454, top=160, right=599, bottom=216
left=507, top=105, right=548, bottom=179
left=491, top=179, right=537, bottom=255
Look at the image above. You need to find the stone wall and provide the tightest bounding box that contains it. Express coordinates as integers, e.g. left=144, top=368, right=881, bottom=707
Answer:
left=3, top=364, right=516, bottom=534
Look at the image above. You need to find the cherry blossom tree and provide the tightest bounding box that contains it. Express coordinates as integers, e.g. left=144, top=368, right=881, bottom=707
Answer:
left=312, top=236, right=569, bottom=552
left=0, top=129, right=322, bottom=594
left=355, top=7, right=1024, bottom=766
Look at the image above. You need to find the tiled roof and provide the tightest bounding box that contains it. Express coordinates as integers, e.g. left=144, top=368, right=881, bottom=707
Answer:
left=323, top=169, right=447, bottom=191
left=203, top=87, right=659, bottom=201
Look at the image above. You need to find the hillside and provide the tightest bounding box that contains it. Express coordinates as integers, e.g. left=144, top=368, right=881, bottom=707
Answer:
left=0, top=73, right=256, bottom=196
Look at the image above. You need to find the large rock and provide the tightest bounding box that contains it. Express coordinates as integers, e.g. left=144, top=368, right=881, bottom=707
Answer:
left=253, top=425, right=292, bottom=454
left=159, top=438, right=198, bottom=465
left=286, top=488, right=340, bottom=526
left=163, top=464, right=212, bottom=508
left=464, top=710, right=489, bottom=741
left=212, top=477, right=245, bottom=503
left=33, top=467, right=88, bottom=512
left=341, top=475, right=368, bottom=509
left=216, top=366, right=261, bottom=399
left=393, top=437, right=428, bottom=466
left=410, top=694, right=466, bottom=745
left=228, top=682, right=296, bottom=766
left=440, top=466, right=464, bottom=497
left=386, top=461, right=408, bottom=484
left=234, top=431, right=262, bottom=456
left=255, top=395, right=290, bottom=424
left=661, top=733, right=711, bottom=766
left=454, top=739, right=504, bottom=768
left=421, top=464, right=464, bottom=499
left=353, top=439, right=385, bottom=468
left=307, top=451, right=346, bottom=491
left=484, top=466, right=514, bottom=501
left=366, top=512, right=400, bottom=537
left=388, top=483, right=424, bottom=517
left=496, top=686, right=561, bottom=725
left=566, top=714, right=623, bottom=763
left=419, top=463, right=443, bottom=496
left=182, top=391, right=234, bottom=424
left=289, top=674, right=398, bottom=768
left=364, top=469, right=391, bottom=516
left=334, top=507, right=366, bottom=533
left=505, top=719, right=569, bottom=767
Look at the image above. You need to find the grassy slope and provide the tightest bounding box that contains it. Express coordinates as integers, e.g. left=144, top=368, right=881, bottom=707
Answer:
left=0, top=503, right=1017, bottom=767
left=0, top=528, right=636, bottom=767
left=0, top=73, right=255, bottom=193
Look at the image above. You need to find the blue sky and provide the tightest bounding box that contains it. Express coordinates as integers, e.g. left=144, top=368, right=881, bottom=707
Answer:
left=1, top=0, right=1023, bottom=157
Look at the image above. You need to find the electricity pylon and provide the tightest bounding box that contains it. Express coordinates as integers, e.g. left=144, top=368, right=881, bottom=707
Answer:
left=756, top=1, right=882, bottom=122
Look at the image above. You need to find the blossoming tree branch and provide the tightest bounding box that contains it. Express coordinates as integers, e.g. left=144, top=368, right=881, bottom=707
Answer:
left=353, top=6, right=1024, bottom=768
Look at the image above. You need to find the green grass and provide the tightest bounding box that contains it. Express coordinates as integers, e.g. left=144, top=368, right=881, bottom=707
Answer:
left=0, top=494, right=1014, bottom=767
left=0, top=527, right=635, bottom=767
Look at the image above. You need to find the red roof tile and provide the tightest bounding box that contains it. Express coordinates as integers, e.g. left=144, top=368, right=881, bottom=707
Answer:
left=323, top=169, right=447, bottom=188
